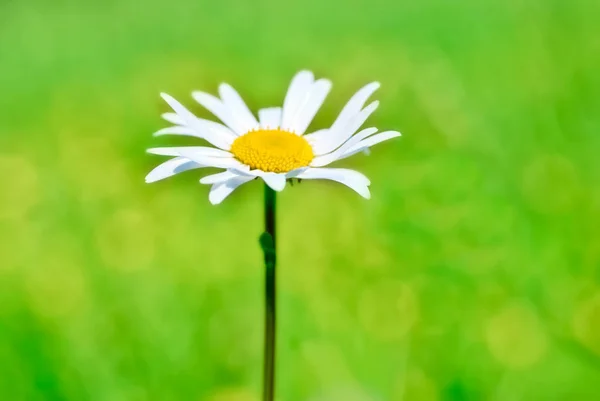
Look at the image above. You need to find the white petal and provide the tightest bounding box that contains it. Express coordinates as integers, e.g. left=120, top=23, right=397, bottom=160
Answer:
left=161, top=112, right=185, bottom=125
left=199, top=170, right=240, bottom=185
left=281, top=71, right=314, bottom=131
left=191, top=90, right=243, bottom=134
left=161, top=93, right=200, bottom=124
left=284, top=167, right=310, bottom=178
left=181, top=119, right=236, bottom=150
left=343, top=101, right=379, bottom=137
left=191, top=91, right=228, bottom=124
left=219, top=83, right=260, bottom=132
left=293, top=167, right=370, bottom=185
left=310, top=127, right=378, bottom=167
left=259, top=107, right=282, bottom=129
left=177, top=150, right=246, bottom=170
left=153, top=126, right=198, bottom=137
left=145, top=157, right=203, bottom=183
left=337, top=126, right=379, bottom=152
left=161, top=93, right=235, bottom=149
left=312, top=101, right=379, bottom=156
left=259, top=173, right=286, bottom=192
left=286, top=79, right=332, bottom=135
left=288, top=167, right=371, bottom=199
left=342, top=130, right=402, bottom=157
left=230, top=164, right=252, bottom=175
left=147, top=146, right=233, bottom=158
left=209, top=176, right=255, bottom=205
left=330, top=82, right=380, bottom=132
left=303, top=128, right=329, bottom=144
left=241, top=169, right=287, bottom=191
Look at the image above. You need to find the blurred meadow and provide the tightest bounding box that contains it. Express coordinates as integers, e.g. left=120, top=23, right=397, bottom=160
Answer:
left=1, top=0, right=600, bottom=399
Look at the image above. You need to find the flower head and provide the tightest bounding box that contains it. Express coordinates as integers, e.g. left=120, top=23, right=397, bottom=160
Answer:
left=146, top=71, right=401, bottom=204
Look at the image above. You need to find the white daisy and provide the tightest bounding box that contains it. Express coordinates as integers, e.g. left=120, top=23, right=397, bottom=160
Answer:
left=146, top=70, right=401, bottom=204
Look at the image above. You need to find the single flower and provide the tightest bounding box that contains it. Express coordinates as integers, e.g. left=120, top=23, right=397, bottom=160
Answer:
left=146, top=70, right=401, bottom=204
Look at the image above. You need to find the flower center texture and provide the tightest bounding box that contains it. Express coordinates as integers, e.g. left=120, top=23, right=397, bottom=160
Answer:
left=230, top=129, right=314, bottom=173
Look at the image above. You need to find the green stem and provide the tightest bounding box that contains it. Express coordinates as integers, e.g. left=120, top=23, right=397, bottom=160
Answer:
left=261, top=184, right=277, bottom=401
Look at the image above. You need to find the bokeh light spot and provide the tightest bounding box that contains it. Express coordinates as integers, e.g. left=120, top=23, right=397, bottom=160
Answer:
left=309, top=384, right=377, bottom=401
left=0, top=154, right=39, bottom=220
left=521, top=154, right=581, bottom=214
left=300, top=341, right=353, bottom=383
left=0, top=223, right=39, bottom=274
left=58, top=134, right=130, bottom=201
left=206, top=388, right=259, bottom=401
left=484, top=302, right=547, bottom=368
left=394, top=369, right=438, bottom=401
left=26, top=259, right=87, bottom=319
left=96, top=209, right=156, bottom=271
left=572, top=291, right=600, bottom=356
left=358, top=281, right=419, bottom=341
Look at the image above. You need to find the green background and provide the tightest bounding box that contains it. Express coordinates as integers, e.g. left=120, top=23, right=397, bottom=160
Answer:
left=1, top=0, right=600, bottom=400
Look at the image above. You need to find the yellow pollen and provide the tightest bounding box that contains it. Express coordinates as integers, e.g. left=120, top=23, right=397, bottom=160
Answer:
left=230, top=129, right=314, bottom=173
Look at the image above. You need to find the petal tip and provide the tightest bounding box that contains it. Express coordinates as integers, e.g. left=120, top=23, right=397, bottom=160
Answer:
left=317, top=78, right=333, bottom=88
left=144, top=173, right=159, bottom=184
left=359, top=186, right=372, bottom=199
left=294, top=70, right=315, bottom=82
left=208, top=191, right=224, bottom=205
left=262, top=174, right=286, bottom=192
left=217, top=82, right=232, bottom=97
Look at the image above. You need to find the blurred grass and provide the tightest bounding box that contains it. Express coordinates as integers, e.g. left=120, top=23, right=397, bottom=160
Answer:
left=1, top=0, right=600, bottom=400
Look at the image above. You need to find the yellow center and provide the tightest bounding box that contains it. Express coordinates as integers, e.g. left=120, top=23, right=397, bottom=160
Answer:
left=230, top=129, right=314, bottom=173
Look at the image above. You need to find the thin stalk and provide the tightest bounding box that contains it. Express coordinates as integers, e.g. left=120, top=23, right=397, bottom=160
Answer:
left=261, top=184, right=277, bottom=401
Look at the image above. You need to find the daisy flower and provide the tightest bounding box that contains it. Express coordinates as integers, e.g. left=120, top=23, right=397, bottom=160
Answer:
left=145, top=70, right=401, bottom=204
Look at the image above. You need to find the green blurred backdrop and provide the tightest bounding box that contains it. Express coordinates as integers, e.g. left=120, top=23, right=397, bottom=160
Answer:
left=1, top=0, right=600, bottom=400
